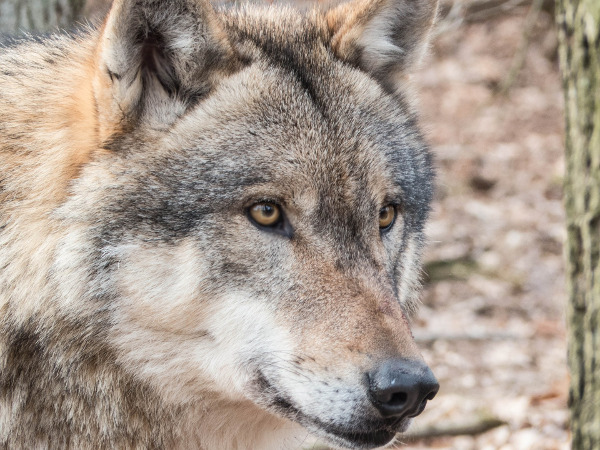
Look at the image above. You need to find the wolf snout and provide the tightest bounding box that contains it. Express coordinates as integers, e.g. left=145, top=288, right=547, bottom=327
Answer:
left=367, top=359, right=439, bottom=419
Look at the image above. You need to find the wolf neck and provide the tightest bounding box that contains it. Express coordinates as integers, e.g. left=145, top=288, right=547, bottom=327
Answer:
left=0, top=318, right=302, bottom=448
left=0, top=34, right=100, bottom=319
left=0, top=34, right=99, bottom=213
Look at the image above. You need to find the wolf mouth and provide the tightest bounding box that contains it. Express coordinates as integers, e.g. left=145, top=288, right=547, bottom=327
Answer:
left=309, top=416, right=402, bottom=448
left=323, top=427, right=398, bottom=448
left=280, top=399, right=403, bottom=448
left=256, top=372, right=406, bottom=448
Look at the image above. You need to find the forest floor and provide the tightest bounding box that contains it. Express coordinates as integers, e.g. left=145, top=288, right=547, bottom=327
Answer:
left=402, top=2, right=569, bottom=449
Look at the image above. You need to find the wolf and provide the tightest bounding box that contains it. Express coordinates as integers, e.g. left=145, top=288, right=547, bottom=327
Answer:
left=0, top=0, right=439, bottom=448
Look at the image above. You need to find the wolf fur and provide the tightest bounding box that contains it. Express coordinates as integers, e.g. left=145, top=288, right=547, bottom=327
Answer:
left=0, top=0, right=439, bottom=448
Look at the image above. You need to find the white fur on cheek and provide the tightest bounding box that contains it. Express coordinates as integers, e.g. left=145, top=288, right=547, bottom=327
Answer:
left=397, top=236, right=423, bottom=314
left=197, top=293, right=296, bottom=397
left=106, top=240, right=304, bottom=447
left=109, top=239, right=294, bottom=403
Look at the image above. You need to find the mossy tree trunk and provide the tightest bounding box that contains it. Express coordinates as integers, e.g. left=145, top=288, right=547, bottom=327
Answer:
left=557, top=0, right=600, bottom=447
left=0, top=0, right=86, bottom=34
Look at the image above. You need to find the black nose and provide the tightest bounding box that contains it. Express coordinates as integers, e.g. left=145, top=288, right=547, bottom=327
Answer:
left=367, top=359, right=439, bottom=419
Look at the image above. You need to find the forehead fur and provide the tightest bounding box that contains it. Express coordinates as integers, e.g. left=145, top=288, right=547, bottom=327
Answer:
left=89, top=5, right=434, bottom=247
left=196, top=12, right=427, bottom=190
left=225, top=6, right=434, bottom=203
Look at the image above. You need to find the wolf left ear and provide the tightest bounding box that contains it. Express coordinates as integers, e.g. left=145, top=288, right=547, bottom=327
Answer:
left=326, top=0, right=438, bottom=88
left=93, top=0, right=238, bottom=141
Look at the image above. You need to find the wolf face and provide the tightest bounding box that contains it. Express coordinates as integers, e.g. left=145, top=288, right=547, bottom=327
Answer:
left=0, top=0, right=439, bottom=448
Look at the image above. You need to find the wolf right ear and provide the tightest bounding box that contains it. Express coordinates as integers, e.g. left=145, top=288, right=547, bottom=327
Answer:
left=93, top=0, right=238, bottom=141
left=326, top=0, right=438, bottom=89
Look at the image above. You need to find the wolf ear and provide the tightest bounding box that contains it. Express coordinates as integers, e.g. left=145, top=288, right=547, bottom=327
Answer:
left=326, top=0, right=438, bottom=88
left=93, top=0, right=238, bottom=140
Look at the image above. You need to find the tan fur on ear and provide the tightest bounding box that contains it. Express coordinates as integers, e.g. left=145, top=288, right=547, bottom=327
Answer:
left=327, top=0, right=438, bottom=83
left=93, top=0, right=239, bottom=143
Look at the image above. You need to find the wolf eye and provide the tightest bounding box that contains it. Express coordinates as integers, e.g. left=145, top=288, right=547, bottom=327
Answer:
left=249, top=203, right=282, bottom=227
left=379, top=205, right=396, bottom=230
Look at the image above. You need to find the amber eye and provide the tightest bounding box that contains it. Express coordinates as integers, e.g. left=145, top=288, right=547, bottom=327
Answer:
left=379, top=205, right=396, bottom=230
left=249, top=203, right=281, bottom=227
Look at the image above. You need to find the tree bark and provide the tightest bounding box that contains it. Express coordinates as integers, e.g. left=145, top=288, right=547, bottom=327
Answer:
left=557, top=0, right=600, bottom=447
left=0, top=0, right=86, bottom=34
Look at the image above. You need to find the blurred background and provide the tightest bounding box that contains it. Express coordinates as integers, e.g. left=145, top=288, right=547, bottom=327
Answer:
left=0, top=0, right=568, bottom=447
left=406, top=1, right=567, bottom=448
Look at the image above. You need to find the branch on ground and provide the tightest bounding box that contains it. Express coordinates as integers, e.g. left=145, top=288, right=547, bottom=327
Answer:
left=403, top=416, right=507, bottom=440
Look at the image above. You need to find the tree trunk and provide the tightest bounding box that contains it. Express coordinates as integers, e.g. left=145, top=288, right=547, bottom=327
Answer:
left=557, top=0, right=600, bottom=447
left=0, top=0, right=86, bottom=34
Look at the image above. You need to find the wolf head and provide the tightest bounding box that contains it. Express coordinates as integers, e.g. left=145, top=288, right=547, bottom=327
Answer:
left=61, top=0, right=439, bottom=447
